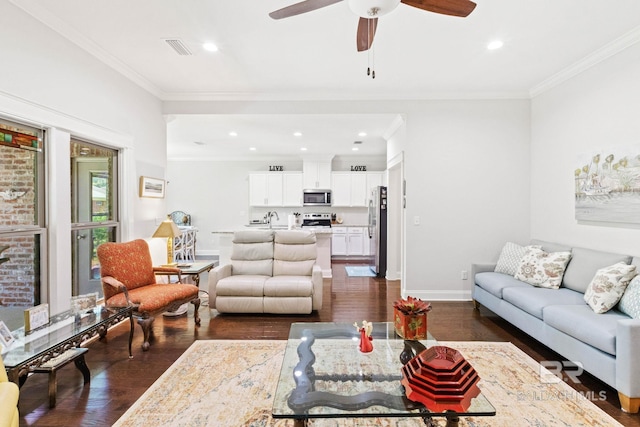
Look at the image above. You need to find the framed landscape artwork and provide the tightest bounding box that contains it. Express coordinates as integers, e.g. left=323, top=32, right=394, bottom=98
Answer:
left=575, top=148, right=640, bottom=224
left=139, top=176, right=165, bottom=198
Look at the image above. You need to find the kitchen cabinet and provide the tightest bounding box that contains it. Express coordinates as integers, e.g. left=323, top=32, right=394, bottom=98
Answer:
left=303, top=161, right=331, bottom=189
left=331, top=228, right=347, bottom=256
left=332, top=227, right=365, bottom=256
left=330, top=172, right=369, bottom=207
left=347, top=227, right=365, bottom=255
left=249, top=173, right=283, bottom=206
left=282, top=172, right=303, bottom=206
left=367, top=171, right=385, bottom=190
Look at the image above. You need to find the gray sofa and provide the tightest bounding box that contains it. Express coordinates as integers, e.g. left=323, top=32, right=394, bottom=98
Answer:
left=472, top=239, right=640, bottom=413
left=208, top=229, right=323, bottom=314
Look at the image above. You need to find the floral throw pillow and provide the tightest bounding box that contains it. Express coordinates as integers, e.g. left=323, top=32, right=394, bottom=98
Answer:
left=619, top=274, right=640, bottom=319
left=494, top=242, right=542, bottom=276
left=514, top=248, right=572, bottom=289
left=584, top=263, right=637, bottom=314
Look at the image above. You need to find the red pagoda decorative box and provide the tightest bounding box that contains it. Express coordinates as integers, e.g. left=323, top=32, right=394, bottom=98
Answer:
left=394, top=308, right=427, bottom=340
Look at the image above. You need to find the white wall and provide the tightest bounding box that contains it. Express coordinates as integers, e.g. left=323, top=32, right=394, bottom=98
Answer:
left=0, top=2, right=166, bottom=312
left=402, top=100, right=532, bottom=300
left=531, top=42, right=640, bottom=255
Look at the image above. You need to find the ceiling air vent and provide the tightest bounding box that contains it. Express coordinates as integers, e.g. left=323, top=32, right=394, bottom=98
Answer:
left=163, top=38, right=193, bottom=56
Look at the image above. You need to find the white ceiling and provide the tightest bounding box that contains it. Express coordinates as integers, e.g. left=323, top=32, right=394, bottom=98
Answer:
left=12, top=0, right=640, bottom=159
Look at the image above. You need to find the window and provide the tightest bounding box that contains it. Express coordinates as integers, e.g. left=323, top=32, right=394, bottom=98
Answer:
left=70, top=139, right=119, bottom=297
left=0, top=118, right=45, bottom=320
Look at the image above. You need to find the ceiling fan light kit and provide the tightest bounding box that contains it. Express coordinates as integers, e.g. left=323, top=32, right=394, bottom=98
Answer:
left=348, top=0, right=401, bottom=17
left=269, top=0, right=476, bottom=77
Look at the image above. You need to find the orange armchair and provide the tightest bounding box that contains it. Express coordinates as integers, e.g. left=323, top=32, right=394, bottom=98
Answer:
left=97, top=239, right=200, bottom=351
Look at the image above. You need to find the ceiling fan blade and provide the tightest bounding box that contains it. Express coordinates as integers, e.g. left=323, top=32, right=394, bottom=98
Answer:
left=401, top=0, right=476, bottom=17
left=269, top=0, right=343, bottom=19
left=357, top=17, right=378, bottom=52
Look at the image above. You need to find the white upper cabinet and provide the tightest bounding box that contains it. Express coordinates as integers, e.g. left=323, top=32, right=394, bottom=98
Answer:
left=350, top=173, right=367, bottom=207
left=367, top=171, right=385, bottom=191
left=282, top=172, right=303, bottom=206
left=303, top=161, right=332, bottom=189
left=331, top=172, right=383, bottom=207
left=249, top=173, right=283, bottom=206
left=331, top=172, right=351, bottom=206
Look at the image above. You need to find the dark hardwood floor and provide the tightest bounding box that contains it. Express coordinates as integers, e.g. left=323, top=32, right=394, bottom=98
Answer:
left=17, top=261, right=640, bottom=426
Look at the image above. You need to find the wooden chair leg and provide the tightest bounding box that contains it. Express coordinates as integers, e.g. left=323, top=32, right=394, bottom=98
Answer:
left=191, top=298, right=201, bottom=326
left=619, top=392, right=640, bottom=413
left=137, top=316, right=155, bottom=351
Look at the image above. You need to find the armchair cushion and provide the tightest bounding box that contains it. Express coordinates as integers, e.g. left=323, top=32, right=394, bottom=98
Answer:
left=265, top=276, right=313, bottom=297
left=96, top=239, right=157, bottom=300
left=231, top=230, right=274, bottom=276
left=273, top=230, right=317, bottom=276
left=104, top=283, right=200, bottom=312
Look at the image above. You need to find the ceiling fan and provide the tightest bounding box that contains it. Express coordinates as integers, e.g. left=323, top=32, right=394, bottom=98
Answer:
left=269, top=0, right=477, bottom=52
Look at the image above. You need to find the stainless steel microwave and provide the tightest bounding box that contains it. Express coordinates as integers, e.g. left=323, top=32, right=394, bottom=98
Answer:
left=303, top=189, right=332, bottom=206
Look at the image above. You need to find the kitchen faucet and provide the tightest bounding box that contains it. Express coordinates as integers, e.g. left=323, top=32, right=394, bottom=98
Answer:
left=265, top=211, right=279, bottom=228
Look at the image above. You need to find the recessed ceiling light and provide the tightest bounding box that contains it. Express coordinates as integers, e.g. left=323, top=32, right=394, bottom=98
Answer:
left=249, top=147, right=256, bottom=151
left=358, top=132, right=367, bottom=137
left=203, top=42, right=218, bottom=52
left=293, top=132, right=302, bottom=137
left=352, top=147, right=359, bottom=151
left=229, top=131, right=238, bottom=137
left=300, top=147, right=307, bottom=151
left=487, top=40, right=503, bottom=50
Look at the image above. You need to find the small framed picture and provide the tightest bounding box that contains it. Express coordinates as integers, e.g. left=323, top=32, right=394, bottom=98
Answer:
left=24, top=303, right=50, bottom=332
left=139, top=176, right=165, bottom=198
left=71, top=293, right=98, bottom=315
left=0, top=320, right=15, bottom=348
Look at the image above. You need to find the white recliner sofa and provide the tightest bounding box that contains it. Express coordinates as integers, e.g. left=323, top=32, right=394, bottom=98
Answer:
left=208, top=229, right=323, bottom=314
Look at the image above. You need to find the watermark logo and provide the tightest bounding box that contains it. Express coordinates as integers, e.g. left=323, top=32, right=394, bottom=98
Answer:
left=540, top=360, right=584, bottom=384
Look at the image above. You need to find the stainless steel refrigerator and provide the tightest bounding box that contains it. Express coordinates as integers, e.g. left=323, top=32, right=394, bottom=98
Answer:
left=368, top=186, right=387, bottom=277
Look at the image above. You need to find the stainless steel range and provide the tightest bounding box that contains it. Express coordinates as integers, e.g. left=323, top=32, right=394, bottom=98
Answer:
left=301, top=213, right=332, bottom=228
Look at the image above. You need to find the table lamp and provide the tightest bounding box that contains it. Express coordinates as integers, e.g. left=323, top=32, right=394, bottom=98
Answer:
left=152, top=216, right=182, bottom=265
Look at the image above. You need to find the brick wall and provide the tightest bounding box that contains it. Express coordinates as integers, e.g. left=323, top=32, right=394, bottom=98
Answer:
left=0, top=127, right=39, bottom=307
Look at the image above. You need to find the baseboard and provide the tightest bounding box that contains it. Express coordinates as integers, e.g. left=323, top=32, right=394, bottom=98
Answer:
left=401, top=289, right=473, bottom=301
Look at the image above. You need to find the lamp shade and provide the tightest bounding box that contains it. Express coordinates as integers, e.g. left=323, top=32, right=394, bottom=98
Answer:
left=348, top=0, right=400, bottom=17
left=152, top=219, right=182, bottom=239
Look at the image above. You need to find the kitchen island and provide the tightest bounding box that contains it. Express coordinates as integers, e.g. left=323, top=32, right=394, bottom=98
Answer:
left=211, top=228, right=332, bottom=278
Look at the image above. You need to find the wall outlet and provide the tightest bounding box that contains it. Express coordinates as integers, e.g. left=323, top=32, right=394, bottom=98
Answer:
left=461, top=270, right=468, bottom=280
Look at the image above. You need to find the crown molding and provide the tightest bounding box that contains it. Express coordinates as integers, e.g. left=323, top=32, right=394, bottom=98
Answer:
left=160, top=90, right=531, bottom=102
left=10, top=0, right=165, bottom=100
left=530, top=25, right=640, bottom=98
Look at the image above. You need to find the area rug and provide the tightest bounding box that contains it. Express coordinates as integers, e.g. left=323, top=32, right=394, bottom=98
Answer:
left=113, top=340, right=622, bottom=427
left=345, top=265, right=376, bottom=277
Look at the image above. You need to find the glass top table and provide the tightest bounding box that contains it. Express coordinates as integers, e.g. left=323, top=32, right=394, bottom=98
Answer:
left=2, top=305, right=134, bottom=384
left=272, top=322, right=495, bottom=427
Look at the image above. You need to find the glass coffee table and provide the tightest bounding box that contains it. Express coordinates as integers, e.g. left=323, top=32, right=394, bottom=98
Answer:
left=272, top=322, right=495, bottom=427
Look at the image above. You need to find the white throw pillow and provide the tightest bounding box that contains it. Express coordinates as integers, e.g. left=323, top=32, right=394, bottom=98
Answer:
left=514, top=247, right=572, bottom=289
left=584, top=262, right=637, bottom=314
left=495, top=242, right=541, bottom=276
